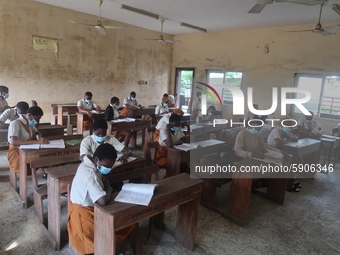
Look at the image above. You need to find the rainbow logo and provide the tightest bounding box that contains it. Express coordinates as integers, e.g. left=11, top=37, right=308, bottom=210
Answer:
left=196, top=82, right=223, bottom=106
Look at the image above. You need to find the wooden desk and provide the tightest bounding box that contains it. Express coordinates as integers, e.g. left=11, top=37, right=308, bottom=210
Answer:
left=189, top=124, right=204, bottom=142
left=57, top=104, right=78, bottom=126
left=46, top=156, right=146, bottom=251
left=76, top=112, right=105, bottom=135
left=37, top=124, right=66, bottom=137
left=282, top=138, right=321, bottom=178
left=107, top=119, right=151, bottom=147
left=17, top=135, right=82, bottom=209
left=94, top=173, right=203, bottom=255
left=196, top=122, right=229, bottom=140
left=167, top=140, right=226, bottom=177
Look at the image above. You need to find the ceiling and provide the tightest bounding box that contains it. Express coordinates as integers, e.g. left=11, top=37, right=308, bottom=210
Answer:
left=33, top=0, right=340, bottom=35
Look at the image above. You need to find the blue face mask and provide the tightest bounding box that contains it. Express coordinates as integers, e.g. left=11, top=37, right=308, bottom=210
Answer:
left=208, top=112, right=212, bottom=116
left=305, top=119, right=312, bottom=123
left=249, top=128, right=259, bottom=135
left=171, top=126, right=181, bottom=132
left=97, top=165, right=111, bottom=175
left=28, top=119, right=37, bottom=126
left=17, top=113, right=22, bottom=118
left=94, top=135, right=106, bottom=143
left=163, top=103, right=168, bottom=107
left=84, top=99, right=91, bottom=104
left=3, top=93, right=9, bottom=99
left=130, top=97, right=136, bottom=101
left=282, top=127, right=290, bottom=133
left=115, top=105, right=120, bottom=110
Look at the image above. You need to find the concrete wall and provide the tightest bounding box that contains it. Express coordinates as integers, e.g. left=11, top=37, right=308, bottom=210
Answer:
left=0, top=0, right=173, bottom=122
left=172, top=25, right=340, bottom=134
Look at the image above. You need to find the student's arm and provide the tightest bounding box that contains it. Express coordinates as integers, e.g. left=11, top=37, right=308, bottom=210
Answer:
left=10, top=136, right=49, bottom=146
left=163, top=124, right=173, bottom=147
left=0, top=109, right=11, bottom=128
left=77, top=106, right=92, bottom=117
left=116, top=147, right=132, bottom=163
left=95, top=178, right=113, bottom=206
left=93, top=102, right=100, bottom=111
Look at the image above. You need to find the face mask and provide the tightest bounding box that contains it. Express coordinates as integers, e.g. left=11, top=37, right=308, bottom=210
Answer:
left=94, top=135, right=106, bottom=143
left=130, top=97, right=135, bottom=101
left=249, top=128, right=259, bottom=135
left=3, top=93, right=9, bottom=99
left=163, top=103, right=168, bottom=107
left=198, top=95, right=202, bottom=100
left=305, top=119, right=312, bottom=123
left=84, top=99, right=91, bottom=104
left=28, top=119, right=37, bottom=126
left=17, top=113, right=22, bottom=118
left=171, top=127, right=181, bottom=132
left=282, top=127, right=290, bottom=133
left=208, top=112, right=212, bottom=116
left=97, top=165, right=111, bottom=175
left=115, top=105, right=120, bottom=110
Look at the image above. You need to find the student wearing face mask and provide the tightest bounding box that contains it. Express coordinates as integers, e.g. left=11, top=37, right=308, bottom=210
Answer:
left=121, top=91, right=144, bottom=118
left=0, top=85, right=10, bottom=113
left=154, top=113, right=190, bottom=168
left=68, top=143, right=142, bottom=255
left=77, top=91, right=101, bottom=131
left=191, top=91, right=202, bottom=121
left=297, top=111, right=324, bottom=139
left=234, top=119, right=278, bottom=159
left=7, top=106, right=49, bottom=175
left=0, top=101, right=29, bottom=128
left=155, top=96, right=169, bottom=115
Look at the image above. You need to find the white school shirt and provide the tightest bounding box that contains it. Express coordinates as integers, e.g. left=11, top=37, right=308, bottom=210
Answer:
left=155, top=104, right=169, bottom=114
left=7, top=116, right=38, bottom=143
left=156, top=113, right=171, bottom=130
left=77, top=98, right=98, bottom=111
left=297, top=118, right=324, bottom=133
left=0, top=98, right=8, bottom=110
left=70, top=156, right=106, bottom=206
left=191, top=99, right=201, bottom=112
left=123, top=97, right=139, bottom=107
left=158, top=125, right=185, bottom=147
left=0, top=108, right=18, bottom=123
left=80, top=135, right=125, bottom=157
left=267, top=127, right=283, bottom=147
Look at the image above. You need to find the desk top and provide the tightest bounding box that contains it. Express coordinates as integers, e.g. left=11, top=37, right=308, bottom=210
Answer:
left=283, top=138, right=321, bottom=148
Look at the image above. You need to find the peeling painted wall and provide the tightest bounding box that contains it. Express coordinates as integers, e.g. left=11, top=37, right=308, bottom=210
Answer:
left=0, top=0, right=173, bottom=122
left=172, top=26, right=340, bottom=134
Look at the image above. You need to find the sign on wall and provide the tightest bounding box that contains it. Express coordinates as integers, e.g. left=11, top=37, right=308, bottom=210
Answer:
left=32, top=35, right=58, bottom=54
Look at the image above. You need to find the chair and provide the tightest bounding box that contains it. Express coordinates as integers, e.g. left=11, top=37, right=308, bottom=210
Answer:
left=31, top=155, right=81, bottom=223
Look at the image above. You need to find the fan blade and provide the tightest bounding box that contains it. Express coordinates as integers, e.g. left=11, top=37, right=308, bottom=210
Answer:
left=69, top=20, right=95, bottom=27
left=95, top=26, right=106, bottom=36
left=103, top=25, right=126, bottom=30
left=163, top=39, right=183, bottom=44
left=159, top=39, right=167, bottom=44
left=285, top=29, right=314, bottom=32
left=323, top=24, right=340, bottom=31
left=313, top=29, right=334, bottom=36
left=248, top=4, right=266, bottom=13
left=144, top=38, right=159, bottom=41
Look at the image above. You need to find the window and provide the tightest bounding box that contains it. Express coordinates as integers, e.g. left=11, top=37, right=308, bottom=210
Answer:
left=205, top=70, right=243, bottom=105
left=293, top=74, right=340, bottom=119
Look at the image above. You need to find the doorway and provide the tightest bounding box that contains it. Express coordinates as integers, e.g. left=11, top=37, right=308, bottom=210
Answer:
left=174, top=68, right=195, bottom=113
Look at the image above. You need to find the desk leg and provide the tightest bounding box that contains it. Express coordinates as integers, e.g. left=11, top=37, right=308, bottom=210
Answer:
left=228, top=175, right=252, bottom=226
left=48, top=177, right=61, bottom=251
left=266, top=178, right=287, bottom=204
left=176, top=197, right=200, bottom=251
left=19, top=159, right=28, bottom=209
left=76, top=116, right=83, bottom=135
left=94, top=207, right=116, bottom=255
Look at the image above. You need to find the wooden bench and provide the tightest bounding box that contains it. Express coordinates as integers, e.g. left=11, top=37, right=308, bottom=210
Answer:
left=50, top=103, right=77, bottom=126
left=94, top=173, right=203, bottom=255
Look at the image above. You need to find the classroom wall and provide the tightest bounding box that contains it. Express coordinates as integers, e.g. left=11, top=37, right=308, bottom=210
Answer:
left=171, top=25, right=340, bottom=134
left=0, top=0, right=173, bottom=122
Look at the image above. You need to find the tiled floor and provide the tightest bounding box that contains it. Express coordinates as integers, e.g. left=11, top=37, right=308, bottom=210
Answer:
left=0, top=149, right=340, bottom=255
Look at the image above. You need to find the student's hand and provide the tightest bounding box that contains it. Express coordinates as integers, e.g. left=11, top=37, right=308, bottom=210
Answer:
left=87, top=112, right=92, bottom=118
left=117, top=156, right=128, bottom=163
left=38, top=138, right=49, bottom=144
left=251, top=150, right=264, bottom=159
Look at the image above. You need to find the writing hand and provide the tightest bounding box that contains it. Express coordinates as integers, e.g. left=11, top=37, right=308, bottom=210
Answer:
left=117, top=156, right=128, bottom=164
left=39, top=138, right=49, bottom=144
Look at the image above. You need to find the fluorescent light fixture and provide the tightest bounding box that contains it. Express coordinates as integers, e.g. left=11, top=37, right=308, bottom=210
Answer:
left=180, top=22, right=207, bottom=33
left=121, top=4, right=159, bottom=20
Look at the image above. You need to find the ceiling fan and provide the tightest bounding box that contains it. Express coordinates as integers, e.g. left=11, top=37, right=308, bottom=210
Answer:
left=285, top=1, right=340, bottom=36
left=144, top=18, right=182, bottom=44
left=248, top=0, right=327, bottom=14
left=69, top=0, right=125, bottom=36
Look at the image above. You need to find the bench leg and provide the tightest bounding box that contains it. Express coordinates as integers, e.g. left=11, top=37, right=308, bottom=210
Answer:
left=9, top=170, right=18, bottom=192
left=33, top=191, right=44, bottom=223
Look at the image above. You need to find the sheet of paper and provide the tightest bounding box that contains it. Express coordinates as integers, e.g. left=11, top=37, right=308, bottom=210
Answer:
left=40, top=139, right=65, bottom=149
left=112, top=156, right=137, bottom=168
left=114, top=183, right=158, bottom=206
left=19, top=144, right=41, bottom=150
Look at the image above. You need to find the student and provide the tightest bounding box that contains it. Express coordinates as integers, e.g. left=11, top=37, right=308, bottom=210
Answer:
left=153, top=108, right=184, bottom=141
left=0, top=85, right=9, bottom=113
left=7, top=106, right=48, bottom=174
left=104, top=97, right=132, bottom=147
left=154, top=113, right=190, bottom=168
left=123, top=91, right=143, bottom=109
left=268, top=123, right=301, bottom=192
left=0, top=101, right=29, bottom=128
left=191, top=92, right=202, bottom=120
left=297, top=111, right=323, bottom=139
left=68, top=143, right=142, bottom=255
left=77, top=91, right=101, bottom=131
left=163, top=93, right=176, bottom=107
left=79, top=119, right=132, bottom=162
left=198, top=105, right=222, bottom=123
left=155, top=96, right=169, bottom=115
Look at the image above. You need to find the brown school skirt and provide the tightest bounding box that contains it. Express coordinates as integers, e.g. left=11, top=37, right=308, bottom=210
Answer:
left=68, top=201, right=137, bottom=254
left=8, top=144, right=20, bottom=174
left=83, top=120, right=93, bottom=131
